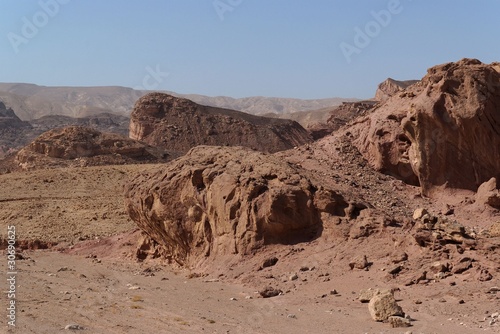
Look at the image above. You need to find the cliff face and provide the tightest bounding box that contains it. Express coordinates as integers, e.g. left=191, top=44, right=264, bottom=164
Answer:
left=129, top=93, right=312, bottom=154
left=349, top=59, right=500, bottom=194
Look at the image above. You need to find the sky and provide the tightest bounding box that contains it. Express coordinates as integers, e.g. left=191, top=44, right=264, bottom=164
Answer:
left=0, top=0, right=499, bottom=99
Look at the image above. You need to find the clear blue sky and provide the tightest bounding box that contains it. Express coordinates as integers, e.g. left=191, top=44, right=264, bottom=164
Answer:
left=0, top=0, right=499, bottom=99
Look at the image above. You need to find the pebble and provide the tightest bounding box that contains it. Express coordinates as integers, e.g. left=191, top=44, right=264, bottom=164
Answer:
left=289, top=273, right=298, bottom=281
left=230, top=298, right=237, bottom=301
left=65, top=324, right=84, bottom=330
left=287, top=314, right=297, bottom=319
left=487, top=287, right=499, bottom=293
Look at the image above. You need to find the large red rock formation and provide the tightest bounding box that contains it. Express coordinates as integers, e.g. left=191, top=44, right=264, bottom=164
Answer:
left=129, top=93, right=312, bottom=154
left=124, top=146, right=353, bottom=267
left=349, top=59, right=500, bottom=194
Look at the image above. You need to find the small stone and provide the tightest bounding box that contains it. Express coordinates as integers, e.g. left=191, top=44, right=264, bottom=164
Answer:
left=405, top=271, right=427, bottom=286
left=438, top=298, right=446, bottom=303
left=245, top=296, right=252, bottom=299
left=390, top=251, right=408, bottom=264
left=349, top=255, right=369, bottom=270
left=65, top=324, right=84, bottom=330
left=259, top=286, right=282, bottom=298
left=299, top=266, right=309, bottom=272
left=487, top=287, right=499, bottom=293
left=429, top=261, right=448, bottom=274
left=287, top=314, right=297, bottom=319
left=128, top=286, right=140, bottom=290
left=330, top=289, right=338, bottom=295
left=413, top=208, right=428, bottom=220
left=230, top=297, right=237, bottom=301
left=492, top=312, right=499, bottom=319
left=388, top=265, right=403, bottom=275
left=289, top=273, right=298, bottom=281
left=414, top=299, right=422, bottom=305
left=388, top=316, right=412, bottom=328
left=58, top=267, right=69, bottom=272
left=477, top=269, right=493, bottom=282
left=261, top=257, right=278, bottom=269
left=458, top=300, right=465, bottom=304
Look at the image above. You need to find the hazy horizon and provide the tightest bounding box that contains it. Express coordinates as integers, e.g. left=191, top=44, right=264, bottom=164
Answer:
left=1, top=1, right=499, bottom=99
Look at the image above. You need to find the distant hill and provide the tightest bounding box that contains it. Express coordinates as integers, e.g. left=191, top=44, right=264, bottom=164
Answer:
left=130, top=93, right=313, bottom=154
left=0, top=83, right=357, bottom=121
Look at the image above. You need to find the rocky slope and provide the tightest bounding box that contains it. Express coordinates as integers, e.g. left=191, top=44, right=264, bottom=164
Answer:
left=349, top=58, right=500, bottom=194
left=15, top=126, right=176, bottom=170
left=129, top=93, right=312, bottom=154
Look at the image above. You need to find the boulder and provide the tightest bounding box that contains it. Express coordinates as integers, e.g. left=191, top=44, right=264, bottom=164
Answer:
left=476, top=178, right=500, bottom=209
left=368, top=292, right=404, bottom=321
left=129, top=93, right=312, bottom=154
left=350, top=59, right=500, bottom=194
left=125, top=146, right=352, bottom=267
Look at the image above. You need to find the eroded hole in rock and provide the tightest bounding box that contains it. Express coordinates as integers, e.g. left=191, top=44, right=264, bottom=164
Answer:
left=347, top=203, right=367, bottom=219
left=191, top=169, right=206, bottom=190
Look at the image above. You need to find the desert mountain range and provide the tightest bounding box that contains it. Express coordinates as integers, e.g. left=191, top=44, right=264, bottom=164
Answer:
left=0, top=82, right=356, bottom=121
left=0, top=59, right=499, bottom=333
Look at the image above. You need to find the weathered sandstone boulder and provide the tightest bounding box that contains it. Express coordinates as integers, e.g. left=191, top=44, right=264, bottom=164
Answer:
left=124, top=146, right=352, bottom=267
left=368, top=291, right=404, bottom=321
left=350, top=59, right=500, bottom=194
left=129, top=93, right=312, bottom=154
left=476, top=177, right=500, bottom=209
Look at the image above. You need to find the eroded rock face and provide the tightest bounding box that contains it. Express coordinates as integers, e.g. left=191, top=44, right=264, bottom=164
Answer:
left=124, top=146, right=351, bottom=267
left=350, top=59, right=500, bottom=194
left=15, top=126, right=172, bottom=169
left=374, top=78, right=418, bottom=102
left=129, top=93, right=312, bottom=154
